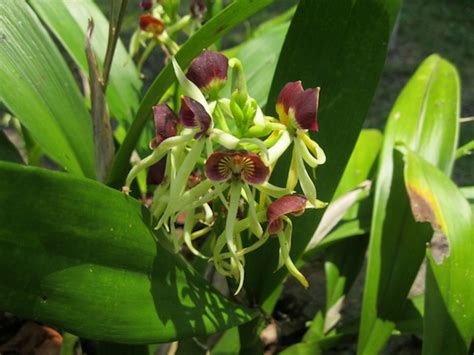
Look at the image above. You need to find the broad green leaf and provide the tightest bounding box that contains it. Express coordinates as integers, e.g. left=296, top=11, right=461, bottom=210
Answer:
left=211, top=327, right=240, bottom=354
left=404, top=151, right=473, bottom=354
left=0, top=130, right=23, bottom=164
left=358, top=55, right=460, bottom=353
left=243, top=0, right=400, bottom=307
left=29, top=0, right=142, bottom=127
left=0, top=0, right=95, bottom=178
left=108, top=0, right=276, bottom=188
left=0, top=162, right=255, bottom=343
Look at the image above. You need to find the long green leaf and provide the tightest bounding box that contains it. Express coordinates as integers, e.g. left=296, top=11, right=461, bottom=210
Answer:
left=0, top=0, right=95, bottom=178
left=0, top=162, right=255, bottom=343
left=358, top=55, right=460, bottom=353
left=243, top=0, right=400, bottom=306
left=404, top=151, right=474, bottom=354
left=29, top=0, right=142, bottom=128
left=108, top=0, right=276, bottom=188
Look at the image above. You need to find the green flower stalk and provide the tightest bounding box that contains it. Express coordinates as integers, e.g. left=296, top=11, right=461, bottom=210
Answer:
left=123, top=49, right=327, bottom=292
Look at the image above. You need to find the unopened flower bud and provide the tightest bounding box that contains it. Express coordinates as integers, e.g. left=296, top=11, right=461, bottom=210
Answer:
left=186, top=50, right=228, bottom=98
left=140, top=0, right=153, bottom=11
left=139, top=14, right=164, bottom=35
left=190, top=0, right=207, bottom=18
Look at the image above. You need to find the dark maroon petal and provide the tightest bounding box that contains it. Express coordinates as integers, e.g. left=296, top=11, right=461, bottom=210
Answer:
left=147, top=158, right=167, bottom=185
left=267, top=194, right=308, bottom=234
left=291, top=88, right=320, bottom=131
left=205, top=150, right=269, bottom=184
left=149, top=136, right=162, bottom=149
left=186, top=50, right=228, bottom=92
left=240, top=153, right=270, bottom=185
left=149, top=104, right=178, bottom=149
left=179, top=96, right=211, bottom=138
left=190, top=0, right=207, bottom=18
left=268, top=218, right=284, bottom=236
left=139, top=15, right=164, bottom=35
left=276, top=81, right=304, bottom=118
left=205, top=151, right=233, bottom=182
left=153, top=104, right=178, bottom=137
left=140, top=0, right=152, bottom=11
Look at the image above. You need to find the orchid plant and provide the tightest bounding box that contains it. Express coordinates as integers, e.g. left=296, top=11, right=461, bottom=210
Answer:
left=123, top=50, right=327, bottom=293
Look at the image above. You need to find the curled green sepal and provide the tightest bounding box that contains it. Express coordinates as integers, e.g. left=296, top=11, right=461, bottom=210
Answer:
left=123, top=134, right=193, bottom=191
left=277, top=224, right=309, bottom=288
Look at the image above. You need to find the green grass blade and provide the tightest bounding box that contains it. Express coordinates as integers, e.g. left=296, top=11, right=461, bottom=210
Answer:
left=29, top=0, right=142, bottom=129
left=0, top=0, right=95, bottom=178
left=358, top=55, right=460, bottom=353
left=404, top=151, right=474, bottom=354
left=107, top=0, right=276, bottom=188
left=0, top=162, right=255, bottom=343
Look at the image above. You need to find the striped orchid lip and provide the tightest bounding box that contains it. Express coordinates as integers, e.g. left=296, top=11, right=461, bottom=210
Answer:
left=267, top=194, right=308, bottom=234
left=179, top=96, right=212, bottom=138
left=139, top=15, right=164, bottom=35
left=276, top=81, right=320, bottom=131
left=186, top=50, right=228, bottom=96
left=205, top=150, right=269, bottom=185
left=149, top=104, right=178, bottom=149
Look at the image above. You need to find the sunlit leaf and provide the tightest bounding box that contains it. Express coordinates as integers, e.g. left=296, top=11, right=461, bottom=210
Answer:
left=0, top=0, right=95, bottom=178
left=29, top=0, right=142, bottom=127
left=358, top=55, right=460, bottom=353
left=404, top=151, right=473, bottom=354
left=0, top=162, right=255, bottom=343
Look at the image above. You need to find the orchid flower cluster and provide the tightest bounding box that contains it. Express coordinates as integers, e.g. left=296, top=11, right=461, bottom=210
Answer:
left=131, top=0, right=207, bottom=69
left=124, top=50, right=326, bottom=293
